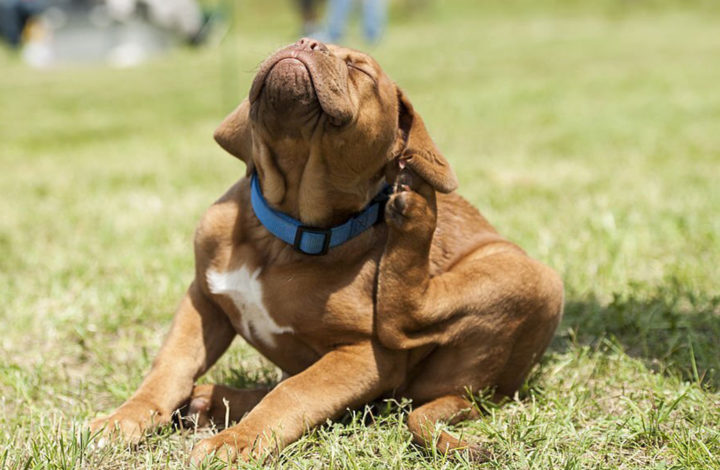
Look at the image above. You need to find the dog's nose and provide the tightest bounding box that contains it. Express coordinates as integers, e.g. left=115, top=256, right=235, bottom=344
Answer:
left=295, top=37, right=329, bottom=53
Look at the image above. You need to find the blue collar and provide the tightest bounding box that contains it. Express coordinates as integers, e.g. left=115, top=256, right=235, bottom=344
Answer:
left=250, top=173, right=391, bottom=256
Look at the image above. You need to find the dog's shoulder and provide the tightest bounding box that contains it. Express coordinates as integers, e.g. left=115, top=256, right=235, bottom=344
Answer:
left=193, top=178, right=250, bottom=276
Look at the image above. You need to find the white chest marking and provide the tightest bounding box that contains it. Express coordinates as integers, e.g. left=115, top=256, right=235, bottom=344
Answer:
left=207, top=266, right=293, bottom=347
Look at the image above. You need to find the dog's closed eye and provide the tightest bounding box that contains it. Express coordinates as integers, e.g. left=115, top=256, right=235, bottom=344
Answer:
left=346, top=61, right=376, bottom=85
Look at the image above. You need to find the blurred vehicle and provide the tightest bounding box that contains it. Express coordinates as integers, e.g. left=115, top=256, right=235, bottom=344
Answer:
left=3, top=0, right=219, bottom=67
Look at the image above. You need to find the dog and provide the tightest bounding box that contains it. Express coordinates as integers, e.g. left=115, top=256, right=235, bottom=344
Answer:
left=89, top=38, right=564, bottom=464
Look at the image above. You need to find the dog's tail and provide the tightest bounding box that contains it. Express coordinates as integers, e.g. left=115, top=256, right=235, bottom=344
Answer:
left=406, top=395, right=491, bottom=462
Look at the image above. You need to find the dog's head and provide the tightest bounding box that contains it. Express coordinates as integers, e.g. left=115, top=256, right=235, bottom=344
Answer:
left=214, top=38, right=457, bottom=226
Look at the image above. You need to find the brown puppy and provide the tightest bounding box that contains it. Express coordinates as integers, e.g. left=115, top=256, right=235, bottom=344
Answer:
left=89, top=38, right=564, bottom=464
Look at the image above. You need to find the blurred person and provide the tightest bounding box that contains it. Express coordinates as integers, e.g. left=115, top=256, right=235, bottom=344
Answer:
left=322, top=0, right=386, bottom=44
left=0, top=0, right=46, bottom=47
left=297, top=0, right=321, bottom=37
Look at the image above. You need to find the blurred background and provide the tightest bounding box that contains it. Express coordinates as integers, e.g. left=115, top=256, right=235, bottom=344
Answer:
left=2, top=0, right=720, bottom=468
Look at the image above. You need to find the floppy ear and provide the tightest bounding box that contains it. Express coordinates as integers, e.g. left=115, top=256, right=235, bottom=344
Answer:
left=213, top=99, right=254, bottom=176
left=394, top=88, right=458, bottom=193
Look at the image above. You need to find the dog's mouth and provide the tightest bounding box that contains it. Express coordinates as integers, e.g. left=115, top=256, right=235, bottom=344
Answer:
left=249, top=47, right=355, bottom=126
left=256, top=57, right=318, bottom=113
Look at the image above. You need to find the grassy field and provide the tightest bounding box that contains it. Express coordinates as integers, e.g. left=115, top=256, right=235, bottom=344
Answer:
left=2, top=0, right=720, bottom=468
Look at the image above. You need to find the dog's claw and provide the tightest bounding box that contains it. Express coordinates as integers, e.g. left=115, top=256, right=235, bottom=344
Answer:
left=393, top=167, right=414, bottom=194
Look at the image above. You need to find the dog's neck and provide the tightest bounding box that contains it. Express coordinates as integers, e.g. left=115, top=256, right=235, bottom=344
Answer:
left=250, top=172, right=390, bottom=255
left=254, top=137, right=387, bottom=228
left=256, top=169, right=386, bottom=229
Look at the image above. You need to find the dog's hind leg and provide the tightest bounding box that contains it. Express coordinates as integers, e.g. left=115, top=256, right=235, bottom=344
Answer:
left=407, top=395, right=490, bottom=462
left=185, top=384, right=269, bottom=428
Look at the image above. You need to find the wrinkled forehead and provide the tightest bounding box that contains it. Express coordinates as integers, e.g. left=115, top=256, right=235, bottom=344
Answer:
left=327, top=44, right=383, bottom=70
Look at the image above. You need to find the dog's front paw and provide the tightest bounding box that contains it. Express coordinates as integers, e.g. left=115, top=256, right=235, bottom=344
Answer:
left=88, top=399, right=168, bottom=445
left=385, top=168, right=436, bottom=240
left=190, top=429, right=267, bottom=466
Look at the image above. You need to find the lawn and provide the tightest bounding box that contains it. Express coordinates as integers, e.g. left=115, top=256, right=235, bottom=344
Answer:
left=1, top=0, right=719, bottom=468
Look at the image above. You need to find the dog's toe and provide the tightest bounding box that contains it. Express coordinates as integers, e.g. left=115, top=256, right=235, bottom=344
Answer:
left=184, top=384, right=216, bottom=428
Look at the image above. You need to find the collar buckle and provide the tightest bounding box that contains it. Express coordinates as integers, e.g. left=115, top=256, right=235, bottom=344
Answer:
left=293, top=226, right=332, bottom=256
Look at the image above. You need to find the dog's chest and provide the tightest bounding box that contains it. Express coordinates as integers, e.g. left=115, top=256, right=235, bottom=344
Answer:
left=206, top=266, right=293, bottom=348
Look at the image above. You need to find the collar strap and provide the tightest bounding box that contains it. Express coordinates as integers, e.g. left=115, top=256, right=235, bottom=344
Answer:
left=250, top=173, right=391, bottom=256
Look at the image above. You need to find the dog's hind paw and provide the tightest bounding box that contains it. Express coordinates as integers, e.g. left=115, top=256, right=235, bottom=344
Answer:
left=385, top=172, right=436, bottom=240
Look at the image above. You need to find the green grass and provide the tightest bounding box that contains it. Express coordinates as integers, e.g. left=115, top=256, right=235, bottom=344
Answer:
left=2, top=0, right=720, bottom=468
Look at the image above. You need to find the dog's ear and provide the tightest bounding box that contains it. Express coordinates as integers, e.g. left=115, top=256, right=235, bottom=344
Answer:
left=214, top=99, right=254, bottom=176
left=393, top=88, right=458, bottom=193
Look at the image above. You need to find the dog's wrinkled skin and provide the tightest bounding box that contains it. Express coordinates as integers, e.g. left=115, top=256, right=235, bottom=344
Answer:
left=89, top=38, right=564, bottom=464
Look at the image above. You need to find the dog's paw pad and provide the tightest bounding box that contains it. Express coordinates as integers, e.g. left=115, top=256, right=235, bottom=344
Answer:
left=188, top=397, right=211, bottom=415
